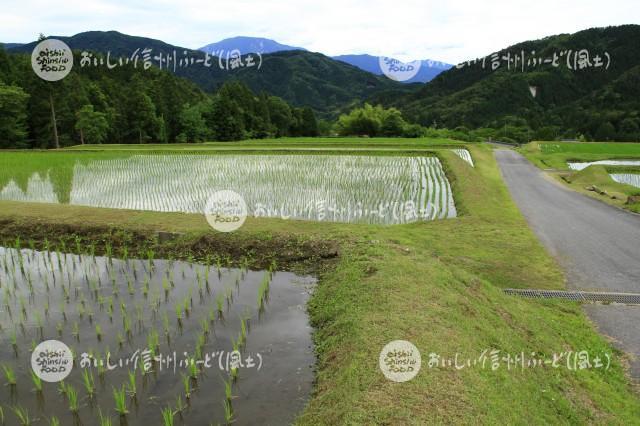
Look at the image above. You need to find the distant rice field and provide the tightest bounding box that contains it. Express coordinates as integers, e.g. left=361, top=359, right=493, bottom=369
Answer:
left=0, top=154, right=457, bottom=224
left=567, top=160, right=640, bottom=171
left=610, top=174, right=640, bottom=189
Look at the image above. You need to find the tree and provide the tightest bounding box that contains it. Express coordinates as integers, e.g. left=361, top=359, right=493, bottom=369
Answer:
left=127, top=89, right=160, bottom=143
left=380, top=108, right=406, bottom=136
left=209, top=95, right=245, bottom=141
left=594, top=121, right=617, bottom=141
left=619, top=118, right=639, bottom=142
left=0, top=83, right=30, bottom=148
left=267, top=96, right=293, bottom=137
left=177, top=101, right=210, bottom=142
left=295, top=107, right=319, bottom=136
left=75, top=104, right=108, bottom=144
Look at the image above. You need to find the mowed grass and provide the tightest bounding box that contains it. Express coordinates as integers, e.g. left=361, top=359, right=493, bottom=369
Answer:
left=0, top=143, right=638, bottom=423
left=522, top=141, right=640, bottom=212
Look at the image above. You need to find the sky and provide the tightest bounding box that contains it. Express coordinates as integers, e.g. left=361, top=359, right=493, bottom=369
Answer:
left=2, top=0, right=638, bottom=64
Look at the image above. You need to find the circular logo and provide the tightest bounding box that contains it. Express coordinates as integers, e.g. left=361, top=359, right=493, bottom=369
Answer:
left=31, top=39, right=74, bottom=81
left=204, top=190, right=248, bottom=232
left=31, top=340, right=73, bottom=383
left=379, top=340, right=421, bottom=382
left=378, top=57, right=421, bottom=82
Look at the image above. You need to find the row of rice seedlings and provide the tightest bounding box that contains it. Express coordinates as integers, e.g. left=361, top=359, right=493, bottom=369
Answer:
left=256, top=271, right=272, bottom=313
left=452, top=149, right=475, bottom=167
left=69, top=154, right=457, bottom=224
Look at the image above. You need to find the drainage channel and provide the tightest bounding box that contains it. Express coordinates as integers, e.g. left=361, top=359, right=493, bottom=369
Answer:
left=503, top=289, right=640, bottom=305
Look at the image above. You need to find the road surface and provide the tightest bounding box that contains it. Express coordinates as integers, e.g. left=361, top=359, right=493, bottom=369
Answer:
left=495, top=149, right=640, bottom=379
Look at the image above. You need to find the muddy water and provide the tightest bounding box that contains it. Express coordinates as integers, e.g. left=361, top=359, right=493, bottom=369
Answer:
left=0, top=247, right=316, bottom=425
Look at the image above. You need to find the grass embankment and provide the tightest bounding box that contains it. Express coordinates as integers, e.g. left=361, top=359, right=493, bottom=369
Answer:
left=521, top=141, right=640, bottom=213
left=0, top=143, right=638, bottom=423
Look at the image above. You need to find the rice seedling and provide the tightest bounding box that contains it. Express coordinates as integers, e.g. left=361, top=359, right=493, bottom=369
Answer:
left=113, top=385, right=129, bottom=416
left=162, top=313, right=170, bottom=336
left=175, top=303, right=183, bottom=327
left=72, top=322, right=80, bottom=339
left=117, top=332, right=125, bottom=347
left=127, top=370, right=137, bottom=397
left=182, top=373, right=191, bottom=399
left=223, top=376, right=234, bottom=402
left=11, top=405, right=31, bottom=425
left=95, top=324, right=102, bottom=341
left=82, top=369, right=95, bottom=397
left=48, top=416, right=61, bottom=426
left=98, top=408, right=112, bottom=426
left=188, top=359, right=198, bottom=381
left=147, top=329, right=159, bottom=354
left=216, top=293, right=225, bottom=319
left=223, top=398, right=234, bottom=424
left=2, top=365, right=16, bottom=386
left=201, top=318, right=210, bottom=336
left=57, top=380, right=68, bottom=396
left=30, top=370, right=42, bottom=393
left=67, top=384, right=79, bottom=413
left=174, top=395, right=185, bottom=415
left=239, top=317, right=248, bottom=348
left=161, top=406, right=174, bottom=426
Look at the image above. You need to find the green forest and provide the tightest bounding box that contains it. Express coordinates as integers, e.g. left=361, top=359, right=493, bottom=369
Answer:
left=0, top=47, right=319, bottom=148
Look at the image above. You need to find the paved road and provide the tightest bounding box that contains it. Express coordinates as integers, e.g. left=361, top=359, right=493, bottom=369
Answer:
left=495, top=149, right=640, bottom=378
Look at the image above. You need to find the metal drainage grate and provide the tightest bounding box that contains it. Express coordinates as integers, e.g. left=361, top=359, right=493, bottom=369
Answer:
left=503, top=289, right=640, bottom=305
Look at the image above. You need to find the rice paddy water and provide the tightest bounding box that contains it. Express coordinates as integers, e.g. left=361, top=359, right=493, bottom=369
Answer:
left=0, top=245, right=315, bottom=425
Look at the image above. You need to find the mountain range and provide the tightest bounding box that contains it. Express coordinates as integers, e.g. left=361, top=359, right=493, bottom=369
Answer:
left=7, top=31, right=413, bottom=118
left=5, top=25, right=640, bottom=141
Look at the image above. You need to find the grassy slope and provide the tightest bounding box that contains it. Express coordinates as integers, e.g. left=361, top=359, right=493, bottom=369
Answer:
left=522, top=142, right=640, bottom=213
left=0, top=143, right=638, bottom=423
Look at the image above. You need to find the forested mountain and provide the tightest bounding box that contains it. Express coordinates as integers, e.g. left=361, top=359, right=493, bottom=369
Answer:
left=376, top=25, right=640, bottom=142
left=0, top=46, right=319, bottom=148
left=9, top=31, right=405, bottom=118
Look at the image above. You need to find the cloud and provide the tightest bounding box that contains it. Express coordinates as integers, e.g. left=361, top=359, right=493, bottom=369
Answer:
left=2, top=0, right=638, bottom=63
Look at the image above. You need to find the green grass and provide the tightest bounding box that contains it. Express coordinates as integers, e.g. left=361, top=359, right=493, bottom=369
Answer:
left=0, top=142, right=638, bottom=423
left=539, top=141, right=640, bottom=155
left=524, top=141, right=640, bottom=169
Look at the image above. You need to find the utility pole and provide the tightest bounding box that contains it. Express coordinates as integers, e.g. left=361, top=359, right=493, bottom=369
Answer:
left=49, top=91, right=60, bottom=149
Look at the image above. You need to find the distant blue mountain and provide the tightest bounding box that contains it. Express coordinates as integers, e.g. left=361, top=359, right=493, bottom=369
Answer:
left=199, top=36, right=305, bottom=55
left=332, top=54, right=452, bottom=83
left=198, top=37, right=451, bottom=83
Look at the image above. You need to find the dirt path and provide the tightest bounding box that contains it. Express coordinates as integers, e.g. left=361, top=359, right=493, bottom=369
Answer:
left=495, top=149, right=640, bottom=379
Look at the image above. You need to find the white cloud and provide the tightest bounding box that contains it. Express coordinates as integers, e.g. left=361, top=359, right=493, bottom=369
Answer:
left=2, top=0, right=638, bottom=63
